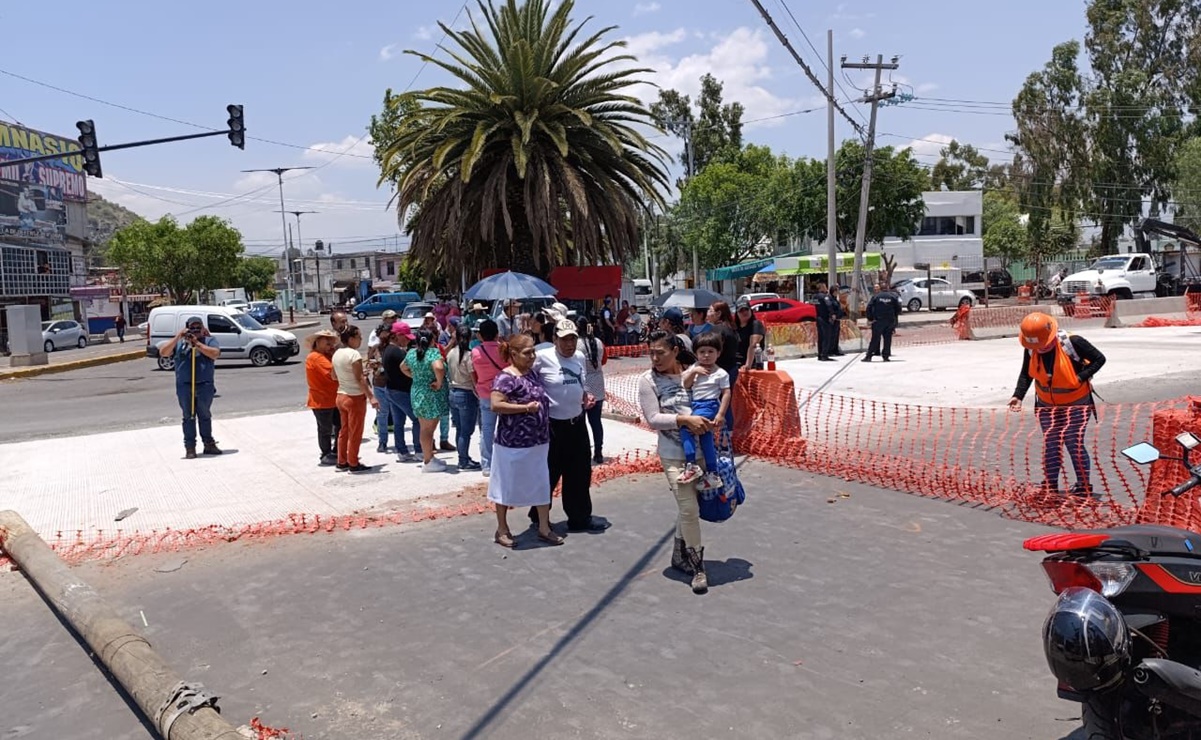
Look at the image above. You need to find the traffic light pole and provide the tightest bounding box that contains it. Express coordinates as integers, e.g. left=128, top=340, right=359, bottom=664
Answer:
left=0, top=130, right=232, bottom=169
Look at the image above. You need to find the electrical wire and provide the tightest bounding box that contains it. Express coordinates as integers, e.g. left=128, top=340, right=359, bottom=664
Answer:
left=772, top=0, right=868, bottom=124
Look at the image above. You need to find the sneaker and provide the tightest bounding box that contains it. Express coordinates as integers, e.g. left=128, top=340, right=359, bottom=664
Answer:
left=422, top=458, right=448, bottom=473
left=677, top=464, right=702, bottom=485
left=376, top=445, right=388, bottom=454
left=396, top=452, right=416, bottom=463
left=319, top=454, right=337, bottom=466
left=348, top=464, right=373, bottom=473
left=202, top=442, right=223, bottom=455
left=440, top=441, right=457, bottom=452
left=335, top=463, right=350, bottom=472
left=699, top=473, right=723, bottom=491
left=460, top=460, right=482, bottom=470
left=482, top=469, right=491, bottom=478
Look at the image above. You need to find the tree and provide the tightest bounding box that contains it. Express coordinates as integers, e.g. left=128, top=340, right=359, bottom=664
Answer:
left=107, top=216, right=244, bottom=303
left=650, top=74, right=745, bottom=178
left=376, top=0, right=669, bottom=278
left=369, top=88, right=422, bottom=192
left=931, top=140, right=992, bottom=191
left=235, top=256, right=278, bottom=300
left=981, top=191, right=1028, bottom=265
left=1173, top=137, right=1201, bottom=233
left=820, top=141, right=928, bottom=250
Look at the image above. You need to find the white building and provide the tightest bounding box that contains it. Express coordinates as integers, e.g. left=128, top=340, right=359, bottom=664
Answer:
left=880, top=190, right=983, bottom=269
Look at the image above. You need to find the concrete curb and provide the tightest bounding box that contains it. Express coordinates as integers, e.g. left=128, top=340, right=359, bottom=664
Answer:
left=0, top=348, right=146, bottom=380
left=281, top=321, right=320, bottom=331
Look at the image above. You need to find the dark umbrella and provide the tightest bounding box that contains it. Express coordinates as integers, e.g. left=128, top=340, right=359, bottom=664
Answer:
left=650, top=288, right=727, bottom=310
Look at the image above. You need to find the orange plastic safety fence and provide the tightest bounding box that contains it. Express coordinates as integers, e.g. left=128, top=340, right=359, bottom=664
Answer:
left=249, top=717, right=293, bottom=739
left=1136, top=398, right=1201, bottom=530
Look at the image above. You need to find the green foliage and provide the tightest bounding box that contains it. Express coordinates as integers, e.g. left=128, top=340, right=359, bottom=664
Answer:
left=394, top=258, right=429, bottom=293
left=87, top=193, right=145, bottom=267
left=981, top=191, right=1028, bottom=265
left=827, top=141, right=928, bottom=249
left=930, top=140, right=1004, bottom=191
left=650, top=74, right=745, bottom=179
left=369, top=88, right=422, bottom=191
left=375, top=0, right=669, bottom=278
left=1172, top=137, right=1201, bottom=233
left=107, top=215, right=244, bottom=303
left=235, top=256, right=279, bottom=300
left=1010, top=1, right=1201, bottom=253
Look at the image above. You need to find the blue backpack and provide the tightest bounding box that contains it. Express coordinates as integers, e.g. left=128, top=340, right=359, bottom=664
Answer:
left=697, top=433, right=746, bottom=523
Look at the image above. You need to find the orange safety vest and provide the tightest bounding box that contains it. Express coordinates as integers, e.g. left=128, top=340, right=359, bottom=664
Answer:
left=1028, top=339, right=1091, bottom=406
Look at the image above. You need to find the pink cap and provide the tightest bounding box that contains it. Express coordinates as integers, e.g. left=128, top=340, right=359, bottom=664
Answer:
left=391, top=321, right=416, bottom=339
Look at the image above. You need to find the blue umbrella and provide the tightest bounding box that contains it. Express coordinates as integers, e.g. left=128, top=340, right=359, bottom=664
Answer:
left=464, top=271, right=557, bottom=302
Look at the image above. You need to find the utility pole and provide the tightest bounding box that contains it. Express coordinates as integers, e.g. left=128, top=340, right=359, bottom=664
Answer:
left=825, top=30, right=838, bottom=294
left=840, top=54, right=898, bottom=314
left=685, top=121, right=700, bottom=289
left=243, top=166, right=314, bottom=324
left=280, top=210, right=317, bottom=312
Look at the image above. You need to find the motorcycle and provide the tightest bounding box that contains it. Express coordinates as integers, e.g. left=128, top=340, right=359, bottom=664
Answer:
left=1025, top=430, right=1201, bottom=739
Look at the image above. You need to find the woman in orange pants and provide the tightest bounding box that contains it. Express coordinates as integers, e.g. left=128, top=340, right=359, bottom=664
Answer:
left=331, top=325, right=379, bottom=472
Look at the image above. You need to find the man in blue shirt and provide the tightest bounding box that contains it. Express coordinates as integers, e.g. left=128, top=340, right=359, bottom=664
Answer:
left=158, top=316, right=223, bottom=459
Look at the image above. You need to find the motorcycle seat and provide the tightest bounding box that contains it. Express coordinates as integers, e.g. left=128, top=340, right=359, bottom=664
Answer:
left=1026, top=525, right=1201, bottom=556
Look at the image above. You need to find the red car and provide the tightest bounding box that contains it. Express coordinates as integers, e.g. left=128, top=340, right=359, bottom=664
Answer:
left=747, top=297, right=817, bottom=323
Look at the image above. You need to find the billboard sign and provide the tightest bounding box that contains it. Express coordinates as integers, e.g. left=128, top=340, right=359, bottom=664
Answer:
left=0, top=122, right=87, bottom=201
left=0, top=179, right=67, bottom=246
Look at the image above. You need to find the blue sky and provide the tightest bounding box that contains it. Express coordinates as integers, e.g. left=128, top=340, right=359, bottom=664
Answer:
left=0, top=0, right=1089, bottom=258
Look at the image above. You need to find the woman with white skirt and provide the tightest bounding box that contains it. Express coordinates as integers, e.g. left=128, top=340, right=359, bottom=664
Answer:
left=488, top=333, right=565, bottom=549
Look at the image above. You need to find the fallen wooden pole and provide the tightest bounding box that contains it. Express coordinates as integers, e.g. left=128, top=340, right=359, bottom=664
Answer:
left=0, top=510, right=243, bottom=739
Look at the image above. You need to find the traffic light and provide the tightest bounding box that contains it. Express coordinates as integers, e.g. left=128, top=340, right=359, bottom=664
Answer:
left=75, top=119, right=102, bottom=178
left=226, top=104, right=245, bottom=149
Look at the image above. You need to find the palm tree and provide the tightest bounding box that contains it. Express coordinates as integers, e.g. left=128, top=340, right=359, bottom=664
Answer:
left=377, top=0, right=669, bottom=278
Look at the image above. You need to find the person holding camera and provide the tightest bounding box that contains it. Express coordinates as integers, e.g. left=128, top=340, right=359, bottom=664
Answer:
left=158, top=316, right=223, bottom=459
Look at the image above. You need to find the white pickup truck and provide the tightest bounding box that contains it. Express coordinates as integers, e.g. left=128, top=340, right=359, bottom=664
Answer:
left=1057, top=253, right=1159, bottom=301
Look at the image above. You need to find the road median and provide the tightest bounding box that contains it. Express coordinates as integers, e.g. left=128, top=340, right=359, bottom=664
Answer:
left=0, top=347, right=147, bottom=380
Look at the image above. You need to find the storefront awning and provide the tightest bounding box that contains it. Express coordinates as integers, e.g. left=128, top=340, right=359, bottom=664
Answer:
left=774, top=252, right=883, bottom=276
left=706, top=250, right=805, bottom=282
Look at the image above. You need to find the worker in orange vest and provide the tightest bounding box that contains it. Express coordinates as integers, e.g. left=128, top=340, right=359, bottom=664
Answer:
left=1007, top=312, right=1106, bottom=499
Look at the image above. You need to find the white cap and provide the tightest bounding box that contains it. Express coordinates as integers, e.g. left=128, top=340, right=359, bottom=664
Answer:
left=554, top=318, right=579, bottom=338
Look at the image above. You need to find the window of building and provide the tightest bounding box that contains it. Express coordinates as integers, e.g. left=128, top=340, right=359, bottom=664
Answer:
left=335, top=259, right=343, bottom=270
left=350, top=258, right=357, bottom=269
left=36, top=250, right=51, bottom=274
left=387, top=261, right=395, bottom=276
left=917, top=216, right=976, bottom=236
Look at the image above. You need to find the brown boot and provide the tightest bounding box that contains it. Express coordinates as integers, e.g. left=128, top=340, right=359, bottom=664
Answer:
left=671, top=537, right=693, bottom=574
left=686, top=546, right=708, bottom=594
left=440, top=440, right=456, bottom=452
left=185, top=448, right=197, bottom=460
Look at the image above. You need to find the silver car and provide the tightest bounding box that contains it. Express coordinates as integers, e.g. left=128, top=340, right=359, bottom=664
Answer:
left=41, top=320, right=88, bottom=352
left=893, top=278, right=976, bottom=312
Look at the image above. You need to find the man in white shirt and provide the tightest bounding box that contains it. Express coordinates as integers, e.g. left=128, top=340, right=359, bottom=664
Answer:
left=367, top=310, right=398, bottom=350
left=530, top=319, right=608, bottom=533
left=495, top=299, right=520, bottom=338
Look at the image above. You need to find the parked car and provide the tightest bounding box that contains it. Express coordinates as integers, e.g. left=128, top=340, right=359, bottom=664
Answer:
left=746, top=297, right=817, bottom=323
left=892, top=278, right=976, bottom=312
left=247, top=301, right=283, bottom=324
left=41, top=320, right=88, bottom=352
left=145, top=305, right=299, bottom=370
left=963, top=268, right=1015, bottom=299
left=736, top=291, right=780, bottom=306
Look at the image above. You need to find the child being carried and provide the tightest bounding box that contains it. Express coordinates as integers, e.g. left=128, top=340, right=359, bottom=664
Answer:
left=678, top=331, right=732, bottom=490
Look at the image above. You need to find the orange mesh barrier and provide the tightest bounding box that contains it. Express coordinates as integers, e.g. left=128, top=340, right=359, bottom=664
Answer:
left=732, top=370, right=806, bottom=457
left=1136, top=398, right=1201, bottom=529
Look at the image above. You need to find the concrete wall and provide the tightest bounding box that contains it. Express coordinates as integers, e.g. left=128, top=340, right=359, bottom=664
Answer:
left=1105, top=296, right=1189, bottom=328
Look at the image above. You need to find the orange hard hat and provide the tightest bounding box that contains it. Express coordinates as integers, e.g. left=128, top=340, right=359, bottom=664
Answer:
left=1019, top=312, right=1058, bottom=351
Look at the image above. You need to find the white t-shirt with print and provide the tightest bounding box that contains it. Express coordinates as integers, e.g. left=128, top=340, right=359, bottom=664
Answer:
left=534, top=347, right=588, bottom=420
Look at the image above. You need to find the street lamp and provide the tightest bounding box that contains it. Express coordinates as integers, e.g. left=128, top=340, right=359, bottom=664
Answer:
left=280, top=209, right=317, bottom=312
left=242, top=166, right=314, bottom=323
left=314, top=239, right=325, bottom=311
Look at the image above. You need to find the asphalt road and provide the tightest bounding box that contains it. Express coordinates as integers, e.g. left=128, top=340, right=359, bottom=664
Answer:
left=0, top=318, right=361, bottom=444
left=1, top=463, right=1088, bottom=740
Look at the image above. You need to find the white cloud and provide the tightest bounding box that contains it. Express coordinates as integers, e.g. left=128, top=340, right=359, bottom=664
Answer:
left=831, top=3, right=876, bottom=21
left=302, top=135, right=375, bottom=167
left=624, top=27, right=805, bottom=126
left=900, top=132, right=955, bottom=161
left=413, top=26, right=434, bottom=41
left=916, top=82, right=940, bottom=94
left=848, top=27, right=865, bottom=39
left=633, top=2, right=661, bottom=15
left=378, top=44, right=399, bottom=62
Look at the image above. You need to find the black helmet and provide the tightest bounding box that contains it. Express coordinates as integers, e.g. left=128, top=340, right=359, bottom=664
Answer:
left=1043, top=587, right=1131, bottom=692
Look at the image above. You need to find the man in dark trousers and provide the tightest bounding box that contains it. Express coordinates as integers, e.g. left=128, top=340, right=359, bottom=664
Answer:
left=529, top=319, right=609, bottom=533
left=862, top=282, right=902, bottom=362
left=827, top=288, right=846, bottom=356
left=811, top=283, right=838, bottom=361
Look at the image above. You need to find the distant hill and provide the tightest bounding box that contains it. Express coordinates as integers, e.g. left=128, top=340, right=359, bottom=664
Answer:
left=86, top=193, right=144, bottom=266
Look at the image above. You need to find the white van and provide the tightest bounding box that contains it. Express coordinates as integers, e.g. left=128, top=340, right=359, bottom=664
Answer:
left=145, top=305, right=299, bottom=371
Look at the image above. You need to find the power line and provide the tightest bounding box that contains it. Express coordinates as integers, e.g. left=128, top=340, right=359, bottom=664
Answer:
left=772, top=0, right=868, bottom=124
left=0, top=104, right=23, bottom=125
left=746, top=0, right=864, bottom=136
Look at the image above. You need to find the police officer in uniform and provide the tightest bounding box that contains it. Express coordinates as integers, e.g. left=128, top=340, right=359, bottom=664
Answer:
left=862, top=283, right=902, bottom=362
left=811, top=283, right=838, bottom=361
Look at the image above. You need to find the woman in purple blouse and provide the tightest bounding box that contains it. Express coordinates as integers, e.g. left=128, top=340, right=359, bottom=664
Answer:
left=488, top=333, right=564, bottom=548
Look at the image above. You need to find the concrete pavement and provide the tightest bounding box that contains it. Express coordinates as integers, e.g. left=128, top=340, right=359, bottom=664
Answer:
left=1, top=463, right=1082, bottom=740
